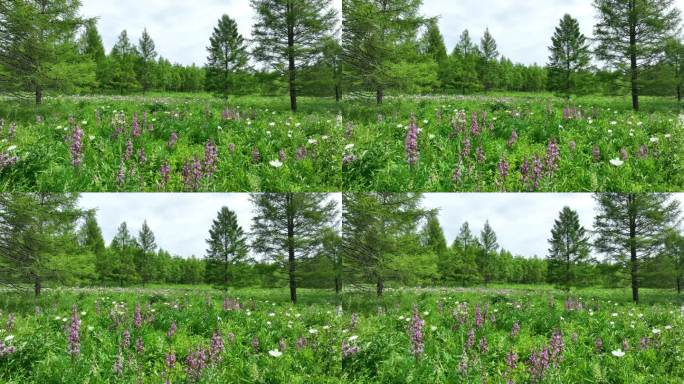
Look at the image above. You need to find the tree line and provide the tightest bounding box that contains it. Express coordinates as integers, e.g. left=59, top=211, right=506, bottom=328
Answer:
left=2, top=0, right=682, bottom=111
left=0, top=193, right=682, bottom=304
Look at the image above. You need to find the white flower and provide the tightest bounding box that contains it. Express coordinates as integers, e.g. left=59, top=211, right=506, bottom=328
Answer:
left=4, top=335, right=14, bottom=342
left=650, top=137, right=659, bottom=143
left=295, top=123, right=301, bottom=127
left=308, top=139, right=318, bottom=145
left=322, top=135, right=329, bottom=140
left=664, top=134, right=672, bottom=139
left=348, top=335, right=359, bottom=341
left=89, top=135, right=95, bottom=141
left=345, top=144, right=355, bottom=151
left=269, top=160, right=283, bottom=168
left=609, top=158, right=624, bottom=167
left=398, top=316, right=405, bottom=321
left=610, top=121, right=617, bottom=125
left=611, top=349, right=625, bottom=357
left=269, top=122, right=276, bottom=127
left=266, top=321, right=272, bottom=326
left=608, top=129, right=613, bottom=134
left=269, top=312, right=275, bottom=317
left=430, top=326, right=437, bottom=331
left=268, top=350, right=283, bottom=357
left=266, top=131, right=272, bottom=136
left=423, top=120, right=429, bottom=124
left=611, top=313, right=618, bottom=317
left=81, top=120, right=88, bottom=125
left=665, top=325, right=672, bottom=330
left=87, top=326, right=94, bottom=332
left=652, top=328, right=661, bottom=334
left=322, top=325, right=330, bottom=330
left=308, top=328, right=318, bottom=334
left=428, top=134, right=435, bottom=140
left=6, top=145, right=17, bottom=152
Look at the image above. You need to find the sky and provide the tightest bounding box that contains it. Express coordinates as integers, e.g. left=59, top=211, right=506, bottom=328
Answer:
left=421, top=0, right=684, bottom=65
left=420, top=193, right=684, bottom=259
left=78, top=193, right=342, bottom=259
left=80, top=0, right=343, bottom=67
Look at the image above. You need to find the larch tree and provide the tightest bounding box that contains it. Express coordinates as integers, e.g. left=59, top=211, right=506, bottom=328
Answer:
left=593, top=0, right=681, bottom=111
left=478, top=220, right=498, bottom=286
left=593, top=193, right=681, bottom=304
left=109, top=30, right=140, bottom=93
left=250, top=193, right=337, bottom=304
left=251, top=0, right=337, bottom=112
left=0, top=0, right=91, bottom=104
left=205, top=206, right=249, bottom=288
left=547, top=14, right=592, bottom=97
left=206, top=14, right=249, bottom=99
left=136, top=220, right=156, bottom=286
left=342, top=0, right=424, bottom=104
left=479, top=28, right=499, bottom=92
left=137, top=28, right=157, bottom=94
left=546, top=206, right=591, bottom=290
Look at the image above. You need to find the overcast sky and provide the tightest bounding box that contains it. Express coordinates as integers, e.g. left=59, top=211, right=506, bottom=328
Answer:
left=80, top=0, right=342, bottom=67
left=79, top=193, right=342, bottom=259
left=421, top=0, right=684, bottom=65
left=420, top=193, right=684, bottom=259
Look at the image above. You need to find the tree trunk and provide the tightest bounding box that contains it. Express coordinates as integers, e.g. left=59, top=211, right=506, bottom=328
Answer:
left=629, top=19, right=639, bottom=111
left=287, top=15, right=297, bottom=113
left=376, top=87, right=384, bottom=105
left=35, top=86, right=43, bottom=105
left=677, top=85, right=681, bottom=103
left=677, top=277, right=681, bottom=294
left=287, top=196, right=297, bottom=304
left=335, top=276, right=341, bottom=295
left=376, top=279, right=384, bottom=297
left=335, top=85, right=341, bottom=103
left=34, top=276, right=41, bottom=297
left=629, top=195, right=639, bottom=304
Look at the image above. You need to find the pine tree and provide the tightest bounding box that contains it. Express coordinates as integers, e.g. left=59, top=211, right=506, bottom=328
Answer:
left=0, top=193, right=82, bottom=296
left=109, top=30, right=140, bottom=93
left=479, top=28, right=499, bottom=92
left=136, top=220, right=156, bottom=286
left=593, top=193, right=681, bottom=304
left=206, top=15, right=249, bottom=99
left=546, top=206, right=591, bottom=290
left=547, top=14, right=591, bottom=97
left=251, top=0, right=337, bottom=112
left=593, top=0, right=681, bottom=111
left=0, top=0, right=91, bottom=104
left=445, top=29, right=482, bottom=94
left=137, top=28, right=157, bottom=94
left=251, top=193, right=337, bottom=304
left=342, top=0, right=425, bottom=104
left=79, top=211, right=107, bottom=282
left=205, top=207, right=248, bottom=288
left=478, top=220, right=498, bottom=286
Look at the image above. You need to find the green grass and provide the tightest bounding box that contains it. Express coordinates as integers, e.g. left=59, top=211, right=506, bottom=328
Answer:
left=342, top=94, right=684, bottom=192
left=0, top=94, right=343, bottom=191
left=0, top=285, right=682, bottom=383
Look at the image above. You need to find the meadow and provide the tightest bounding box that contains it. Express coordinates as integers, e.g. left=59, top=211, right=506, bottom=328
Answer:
left=342, top=94, right=684, bottom=192
left=0, top=285, right=682, bottom=383
left=0, top=95, right=343, bottom=192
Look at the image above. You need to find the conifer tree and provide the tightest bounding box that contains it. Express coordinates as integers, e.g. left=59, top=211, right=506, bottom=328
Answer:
left=137, top=28, right=158, bottom=94
left=479, top=28, right=499, bottom=91
left=548, top=14, right=591, bottom=97
left=110, top=30, right=140, bottom=93
left=546, top=206, right=591, bottom=290
left=136, top=220, right=156, bottom=286
left=478, top=220, right=498, bottom=286
left=206, top=15, right=249, bottom=99
left=205, top=207, right=248, bottom=288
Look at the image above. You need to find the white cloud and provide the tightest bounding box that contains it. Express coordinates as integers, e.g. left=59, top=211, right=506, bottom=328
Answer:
left=81, top=0, right=342, bottom=66
left=421, top=0, right=684, bottom=65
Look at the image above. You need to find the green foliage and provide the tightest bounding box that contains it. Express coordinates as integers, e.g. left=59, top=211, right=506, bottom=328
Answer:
left=137, top=29, right=158, bottom=94
left=205, top=15, right=249, bottom=99
left=547, top=206, right=591, bottom=290
left=204, top=207, right=249, bottom=288
left=548, top=14, right=592, bottom=97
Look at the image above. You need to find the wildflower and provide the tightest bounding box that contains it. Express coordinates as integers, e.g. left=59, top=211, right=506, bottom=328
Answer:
left=268, top=349, right=283, bottom=358
left=135, top=337, right=145, bottom=355
left=452, top=162, right=463, bottom=183
left=405, top=116, right=419, bottom=166
left=278, top=149, right=287, bottom=162
left=651, top=328, right=661, bottom=335
left=167, top=132, right=178, bottom=149
left=67, top=304, right=81, bottom=358
left=466, top=328, right=475, bottom=349
left=545, top=139, right=559, bottom=173
left=637, top=145, right=648, bottom=158
left=296, top=146, right=307, bottom=160
left=611, top=349, right=625, bottom=357
left=507, top=129, right=517, bottom=148
left=594, top=337, right=603, bottom=352
left=549, top=331, right=564, bottom=364
left=342, top=339, right=359, bottom=358
left=204, top=140, right=218, bottom=177
left=479, top=337, right=488, bottom=353
left=278, top=338, right=287, bottom=352
left=209, top=332, right=224, bottom=361
left=295, top=337, right=307, bottom=350
left=511, top=321, right=520, bottom=337
left=252, top=148, right=261, bottom=163
left=121, top=329, right=131, bottom=349
left=167, top=321, right=177, bottom=339
left=132, top=113, right=141, bottom=138
left=160, top=162, right=170, bottom=189
left=475, top=305, right=484, bottom=328
left=409, top=305, right=424, bottom=358
left=8, top=122, right=16, bottom=139
left=269, top=160, right=283, bottom=168
left=251, top=336, right=260, bottom=352
left=476, top=146, right=485, bottom=163
left=622, top=339, right=629, bottom=351
left=124, top=139, right=133, bottom=161
left=70, top=126, right=84, bottom=167
left=609, top=158, right=624, bottom=167
left=345, top=122, right=354, bottom=139
left=528, top=348, right=550, bottom=381
left=458, top=349, right=469, bottom=373
left=350, top=313, right=358, bottom=330
left=165, top=352, right=176, bottom=369
left=497, top=158, right=510, bottom=188
left=134, top=304, right=142, bottom=328
left=113, top=349, right=124, bottom=375
left=462, top=137, right=471, bottom=158
left=342, top=154, right=356, bottom=165
left=138, top=148, right=146, bottom=166
left=186, top=347, right=208, bottom=382
left=592, top=146, right=601, bottom=162
left=620, top=147, right=628, bottom=161
left=471, top=112, right=479, bottom=135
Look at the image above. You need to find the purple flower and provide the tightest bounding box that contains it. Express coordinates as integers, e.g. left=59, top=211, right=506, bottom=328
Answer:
left=452, top=163, right=462, bottom=184
left=592, top=146, right=601, bottom=162
left=67, top=304, right=81, bottom=357
left=295, top=337, right=307, bottom=350
left=134, top=304, right=142, bottom=328
left=528, top=348, right=550, bottom=382
left=545, top=139, right=559, bottom=173
left=532, top=155, right=544, bottom=190
left=549, top=331, right=564, bottom=365
left=350, top=313, right=358, bottom=330
left=462, top=138, right=471, bottom=158
left=622, top=339, right=630, bottom=351
left=479, top=337, right=489, bottom=353
left=342, top=339, right=359, bottom=358
left=113, top=350, right=124, bottom=375
left=342, top=154, right=356, bottom=166
left=167, top=132, right=178, bottom=149
left=135, top=337, right=145, bottom=355
left=507, top=129, right=517, bottom=148
left=210, top=332, right=224, bottom=361
left=471, top=112, right=479, bottom=136
left=165, top=351, right=176, bottom=368
left=409, top=305, right=424, bottom=358
left=638, top=145, right=648, bottom=158
left=6, top=313, right=15, bottom=331
left=204, top=140, right=218, bottom=177
left=405, top=116, right=419, bottom=166
left=185, top=347, right=208, bottom=382
left=124, top=139, right=133, bottom=161
left=70, top=126, right=84, bottom=167
left=296, top=147, right=307, bottom=160
left=620, top=147, right=628, bottom=161
left=251, top=336, right=260, bottom=353
left=476, top=146, right=485, bottom=163
left=8, top=122, right=16, bottom=139
left=506, top=350, right=518, bottom=370
left=639, top=337, right=650, bottom=350
left=466, top=329, right=476, bottom=349
left=568, top=140, right=576, bottom=151
left=132, top=112, right=141, bottom=138
left=497, top=158, right=510, bottom=188
left=252, top=148, right=261, bottom=163
left=138, top=148, right=146, bottom=166
left=278, top=338, right=287, bottom=352
left=345, top=122, right=354, bottom=139
left=475, top=305, right=484, bottom=328
left=228, top=143, right=236, bottom=154
left=121, top=329, right=131, bottom=349
left=594, top=337, right=603, bottom=352
left=511, top=321, right=520, bottom=337
left=167, top=321, right=177, bottom=339
left=160, top=162, right=170, bottom=189
left=278, top=149, right=287, bottom=163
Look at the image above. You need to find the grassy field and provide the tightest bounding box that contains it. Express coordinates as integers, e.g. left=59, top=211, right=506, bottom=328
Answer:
left=0, top=94, right=343, bottom=192
left=342, top=94, right=684, bottom=192
left=0, top=285, right=682, bottom=383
